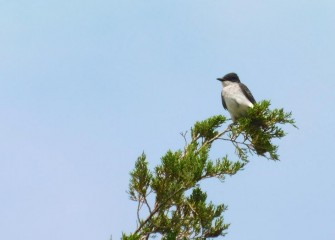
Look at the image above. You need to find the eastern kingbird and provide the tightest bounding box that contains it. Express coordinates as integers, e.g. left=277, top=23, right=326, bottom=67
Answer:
left=217, top=73, right=256, bottom=121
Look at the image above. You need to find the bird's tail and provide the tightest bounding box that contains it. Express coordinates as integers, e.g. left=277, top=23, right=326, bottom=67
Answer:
left=247, top=118, right=273, bottom=156
left=250, top=133, right=271, bottom=156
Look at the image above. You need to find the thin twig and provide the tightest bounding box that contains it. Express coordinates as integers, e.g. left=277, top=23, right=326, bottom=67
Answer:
left=144, top=192, right=152, bottom=214
left=134, top=187, right=187, bottom=235
left=136, top=197, right=142, bottom=226
left=197, top=125, right=232, bottom=153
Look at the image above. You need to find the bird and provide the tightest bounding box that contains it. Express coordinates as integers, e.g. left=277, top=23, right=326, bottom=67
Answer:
left=217, top=72, right=269, bottom=155
left=217, top=72, right=256, bottom=122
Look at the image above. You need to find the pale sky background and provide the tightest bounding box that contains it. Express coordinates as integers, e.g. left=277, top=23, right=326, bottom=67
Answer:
left=1, top=1, right=335, bottom=239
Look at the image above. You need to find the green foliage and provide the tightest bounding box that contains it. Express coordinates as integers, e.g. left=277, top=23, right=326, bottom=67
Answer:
left=122, top=101, right=296, bottom=239
left=192, top=115, right=226, bottom=141
left=232, top=100, right=297, bottom=160
left=129, top=153, right=152, bottom=202
left=121, top=234, right=140, bottom=240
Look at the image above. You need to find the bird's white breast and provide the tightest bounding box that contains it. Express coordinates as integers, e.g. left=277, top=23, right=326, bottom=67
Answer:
left=222, top=82, right=254, bottom=120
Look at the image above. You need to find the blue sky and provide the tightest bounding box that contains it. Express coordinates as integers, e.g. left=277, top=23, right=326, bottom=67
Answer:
left=1, top=0, right=335, bottom=239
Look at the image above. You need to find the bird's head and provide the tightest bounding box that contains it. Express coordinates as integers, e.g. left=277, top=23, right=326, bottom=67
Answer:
left=217, top=72, right=241, bottom=83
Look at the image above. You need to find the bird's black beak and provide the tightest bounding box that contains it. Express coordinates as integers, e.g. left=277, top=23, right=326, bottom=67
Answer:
left=217, top=78, right=223, bottom=82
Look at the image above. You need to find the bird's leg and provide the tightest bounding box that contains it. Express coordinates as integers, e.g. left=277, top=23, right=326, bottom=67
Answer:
left=228, top=121, right=239, bottom=141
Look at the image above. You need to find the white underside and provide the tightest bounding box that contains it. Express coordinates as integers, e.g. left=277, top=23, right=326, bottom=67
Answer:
left=222, top=82, right=254, bottom=121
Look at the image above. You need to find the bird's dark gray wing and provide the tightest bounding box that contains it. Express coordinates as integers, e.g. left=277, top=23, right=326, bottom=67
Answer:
left=221, top=91, right=227, bottom=110
left=239, top=83, right=256, bottom=104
